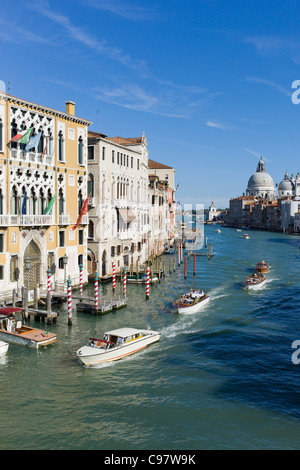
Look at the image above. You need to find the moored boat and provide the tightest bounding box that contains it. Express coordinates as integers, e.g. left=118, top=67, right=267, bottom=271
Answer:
left=76, top=327, right=161, bottom=366
left=174, top=289, right=210, bottom=313
left=256, top=260, right=269, bottom=273
left=164, top=247, right=175, bottom=254
left=243, top=273, right=266, bottom=290
left=0, top=340, right=9, bottom=356
left=127, top=274, right=158, bottom=283
left=0, top=307, right=57, bottom=348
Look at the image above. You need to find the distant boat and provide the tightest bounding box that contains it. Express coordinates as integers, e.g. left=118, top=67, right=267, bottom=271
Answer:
left=236, top=229, right=241, bottom=232
left=256, top=260, right=269, bottom=274
left=243, top=273, right=266, bottom=290
left=164, top=247, right=175, bottom=254
left=216, top=229, right=221, bottom=233
left=243, top=234, right=250, bottom=239
left=174, top=290, right=210, bottom=314
left=127, top=274, right=159, bottom=284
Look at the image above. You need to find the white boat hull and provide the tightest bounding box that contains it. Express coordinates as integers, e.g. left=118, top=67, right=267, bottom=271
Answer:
left=76, top=330, right=161, bottom=366
left=243, top=279, right=266, bottom=290
left=177, top=296, right=210, bottom=314
left=0, top=340, right=9, bottom=356
left=0, top=330, right=56, bottom=348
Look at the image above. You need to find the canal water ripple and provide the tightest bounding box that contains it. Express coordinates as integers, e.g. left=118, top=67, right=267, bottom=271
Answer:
left=1, top=225, right=300, bottom=450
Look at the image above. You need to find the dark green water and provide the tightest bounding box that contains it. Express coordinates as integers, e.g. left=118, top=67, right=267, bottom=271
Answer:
left=1, top=225, right=300, bottom=450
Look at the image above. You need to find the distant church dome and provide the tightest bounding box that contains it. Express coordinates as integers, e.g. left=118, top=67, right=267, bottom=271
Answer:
left=246, top=157, right=275, bottom=199
left=278, top=171, right=294, bottom=197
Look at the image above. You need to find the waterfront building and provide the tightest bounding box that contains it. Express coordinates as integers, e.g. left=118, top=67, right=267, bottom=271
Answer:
left=87, top=131, right=150, bottom=277
left=246, top=157, right=275, bottom=200
left=148, top=159, right=176, bottom=254
left=228, top=195, right=255, bottom=227
left=280, top=197, right=300, bottom=232
left=0, top=91, right=91, bottom=294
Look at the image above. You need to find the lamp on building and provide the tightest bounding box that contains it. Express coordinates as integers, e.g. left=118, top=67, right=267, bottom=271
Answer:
left=25, top=258, right=31, bottom=291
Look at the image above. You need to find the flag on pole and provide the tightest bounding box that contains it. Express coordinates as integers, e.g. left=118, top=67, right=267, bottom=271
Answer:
left=42, top=136, right=49, bottom=156
left=25, top=132, right=42, bottom=152
left=9, top=127, right=33, bottom=144
left=72, top=194, right=90, bottom=230
left=44, top=193, right=56, bottom=215
left=22, top=192, right=26, bottom=215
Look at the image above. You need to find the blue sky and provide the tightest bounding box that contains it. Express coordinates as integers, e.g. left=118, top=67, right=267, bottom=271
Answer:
left=1, top=0, right=300, bottom=208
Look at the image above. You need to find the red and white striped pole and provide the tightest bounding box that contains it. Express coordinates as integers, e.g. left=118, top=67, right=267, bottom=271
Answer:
left=123, top=267, right=127, bottom=298
left=112, top=263, right=116, bottom=291
left=79, top=264, right=83, bottom=296
left=180, top=243, right=183, bottom=263
left=67, top=276, right=72, bottom=326
left=146, top=266, right=150, bottom=300
left=94, top=271, right=98, bottom=309
left=178, top=245, right=180, bottom=265
left=47, top=268, right=51, bottom=293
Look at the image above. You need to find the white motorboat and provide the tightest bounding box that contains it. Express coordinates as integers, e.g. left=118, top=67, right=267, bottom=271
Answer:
left=243, top=273, right=266, bottom=290
left=243, top=233, right=250, bottom=239
left=0, top=307, right=57, bottom=348
left=216, top=229, right=221, bottom=233
left=76, top=327, right=161, bottom=366
left=174, top=289, right=210, bottom=314
left=0, top=340, right=9, bottom=356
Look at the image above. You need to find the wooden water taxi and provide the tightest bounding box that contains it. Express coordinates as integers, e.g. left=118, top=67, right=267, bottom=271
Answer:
left=0, top=308, right=57, bottom=348
left=256, top=260, right=269, bottom=273
left=76, top=327, right=161, bottom=366
left=127, top=274, right=159, bottom=284
left=174, top=289, right=210, bottom=314
left=243, top=233, right=250, bottom=239
left=0, top=340, right=9, bottom=356
left=243, top=273, right=266, bottom=290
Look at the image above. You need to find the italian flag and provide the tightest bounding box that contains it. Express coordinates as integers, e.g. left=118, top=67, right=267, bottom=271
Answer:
left=9, top=127, right=33, bottom=144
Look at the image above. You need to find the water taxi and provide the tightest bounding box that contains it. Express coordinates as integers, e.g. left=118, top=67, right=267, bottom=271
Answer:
left=243, top=233, right=250, bottom=239
left=216, top=229, right=221, bottom=233
left=0, top=340, right=9, bottom=356
left=256, top=260, right=269, bottom=273
left=174, top=289, right=210, bottom=314
left=76, top=327, right=161, bottom=366
left=0, top=307, right=57, bottom=348
left=243, top=273, right=266, bottom=290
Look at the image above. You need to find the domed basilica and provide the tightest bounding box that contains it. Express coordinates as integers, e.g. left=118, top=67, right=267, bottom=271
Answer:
left=246, top=157, right=275, bottom=199
left=245, top=157, right=300, bottom=199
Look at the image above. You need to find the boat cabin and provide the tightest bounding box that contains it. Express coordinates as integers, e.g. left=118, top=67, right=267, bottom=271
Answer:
left=0, top=308, right=25, bottom=334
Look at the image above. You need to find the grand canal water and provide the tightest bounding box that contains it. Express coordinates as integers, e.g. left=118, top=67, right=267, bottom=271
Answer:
left=1, top=225, right=300, bottom=450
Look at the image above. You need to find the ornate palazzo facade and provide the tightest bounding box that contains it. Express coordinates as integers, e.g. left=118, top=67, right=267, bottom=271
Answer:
left=0, top=92, right=91, bottom=294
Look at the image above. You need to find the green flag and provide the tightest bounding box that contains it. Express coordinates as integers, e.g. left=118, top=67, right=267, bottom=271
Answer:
left=45, top=193, right=56, bottom=215
left=19, top=127, right=33, bottom=144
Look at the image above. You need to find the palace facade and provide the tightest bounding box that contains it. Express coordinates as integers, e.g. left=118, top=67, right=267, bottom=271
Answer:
left=0, top=91, right=91, bottom=295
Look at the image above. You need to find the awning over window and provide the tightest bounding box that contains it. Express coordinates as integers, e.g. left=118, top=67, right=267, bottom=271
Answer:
left=117, top=208, right=136, bottom=223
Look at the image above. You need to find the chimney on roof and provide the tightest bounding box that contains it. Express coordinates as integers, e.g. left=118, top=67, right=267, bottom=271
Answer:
left=66, top=101, right=75, bottom=116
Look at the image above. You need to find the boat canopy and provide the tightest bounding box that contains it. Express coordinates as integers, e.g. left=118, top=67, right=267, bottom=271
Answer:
left=0, top=308, right=24, bottom=316
left=105, top=328, right=143, bottom=338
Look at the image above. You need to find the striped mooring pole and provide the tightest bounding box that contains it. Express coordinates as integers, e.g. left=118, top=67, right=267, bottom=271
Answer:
left=123, top=267, right=127, bottom=298
left=178, top=245, right=180, bottom=266
left=112, top=262, right=116, bottom=291
left=193, top=253, right=196, bottom=276
left=67, top=276, right=72, bottom=326
left=180, top=243, right=183, bottom=263
left=47, top=268, right=51, bottom=293
left=146, top=266, right=150, bottom=300
left=79, top=264, right=83, bottom=296
left=94, top=271, right=98, bottom=309
left=184, top=255, right=187, bottom=279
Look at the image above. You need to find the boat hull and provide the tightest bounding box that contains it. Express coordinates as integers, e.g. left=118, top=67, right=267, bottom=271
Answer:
left=0, top=329, right=57, bottom=348
left=243, top=279, right=266, bottom=290
left=0, top=340, right=9, bottom=356
left=76, top=331, right=161, bottom=366
left=176, top=296, right=210, bottom=314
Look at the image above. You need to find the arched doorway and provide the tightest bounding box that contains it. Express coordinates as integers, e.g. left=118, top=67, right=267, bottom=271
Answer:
left=87, top=250, right=96, bottom=278
left=23, top=240, right=41, bottom=289
left=102, top=250, right=107, bottom=276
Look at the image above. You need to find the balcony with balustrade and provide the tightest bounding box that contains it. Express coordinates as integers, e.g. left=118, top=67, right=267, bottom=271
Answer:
left=10, top=148, right=54, bottom=166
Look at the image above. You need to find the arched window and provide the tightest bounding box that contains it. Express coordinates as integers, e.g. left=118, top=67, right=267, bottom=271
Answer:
left=78, top=136, right=84, bottom=165
left=87, top=173, right=94, bottom=197
left=58, top=131, right=64, bottom=162
left=88, top=220, right=94, bottom=239
left=10, top=120, right=18, bottom=149
left=0, top=118, right=3, bottom=151
left=58, top=188, right=64, bottom=215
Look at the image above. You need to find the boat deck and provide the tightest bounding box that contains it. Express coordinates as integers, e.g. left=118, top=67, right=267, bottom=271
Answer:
left=1, top=326, right=57, bottom=344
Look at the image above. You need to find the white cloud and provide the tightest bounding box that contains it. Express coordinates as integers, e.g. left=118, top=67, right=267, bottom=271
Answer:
left=206, top=120, right=234, bottom=130
left=246, top=77, right=291, bottom=97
